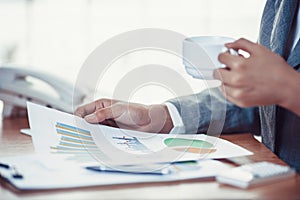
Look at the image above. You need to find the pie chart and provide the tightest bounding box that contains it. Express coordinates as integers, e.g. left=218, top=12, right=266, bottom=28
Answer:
left=164, top=138, right=216, bottom=154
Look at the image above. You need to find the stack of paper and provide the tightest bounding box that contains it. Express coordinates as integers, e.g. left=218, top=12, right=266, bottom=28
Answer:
left=0, top=103, right=252, bottom=190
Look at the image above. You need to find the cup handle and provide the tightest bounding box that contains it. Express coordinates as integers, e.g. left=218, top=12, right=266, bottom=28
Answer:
left=228, top=48, right=238, bottom=56
left=220, top=47, right=238, bottom=68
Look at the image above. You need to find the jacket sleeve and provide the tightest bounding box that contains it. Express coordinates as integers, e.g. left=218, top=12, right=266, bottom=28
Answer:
left=166, top=87, right=261, bottom=135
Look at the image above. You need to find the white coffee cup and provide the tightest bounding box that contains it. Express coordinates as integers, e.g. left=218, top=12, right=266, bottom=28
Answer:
left=183, top=36, right=237, bottom=79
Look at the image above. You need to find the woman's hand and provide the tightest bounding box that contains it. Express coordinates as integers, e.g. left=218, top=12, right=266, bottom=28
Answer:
left=74, top=99, right=173, bottom=133
left=213, top=38, right=300, bottom=116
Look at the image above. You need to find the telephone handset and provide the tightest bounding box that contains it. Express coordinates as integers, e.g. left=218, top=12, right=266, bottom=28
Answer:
left=0, top=66, right=88, bottom=117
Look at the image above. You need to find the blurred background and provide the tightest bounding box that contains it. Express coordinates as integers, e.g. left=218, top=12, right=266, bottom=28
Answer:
left=0, top=0, right=266, bottom=112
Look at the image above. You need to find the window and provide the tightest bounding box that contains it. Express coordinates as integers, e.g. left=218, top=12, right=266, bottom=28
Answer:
left=0, top=0, right=266, bottom=104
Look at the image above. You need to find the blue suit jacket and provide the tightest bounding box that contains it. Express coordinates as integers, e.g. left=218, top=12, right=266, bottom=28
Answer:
left=168, top=0, right=300, bottom=172
left=259, top=0, right=300, bottom=172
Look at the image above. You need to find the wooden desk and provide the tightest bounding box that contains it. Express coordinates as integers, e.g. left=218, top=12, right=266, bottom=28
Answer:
left=0, top=117, right=299, bottom=199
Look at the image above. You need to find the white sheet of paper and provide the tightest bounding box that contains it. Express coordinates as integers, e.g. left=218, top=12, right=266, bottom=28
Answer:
left=0, top=154, right=229, bottom=190
left=27, top=102, right=252, bottom=166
